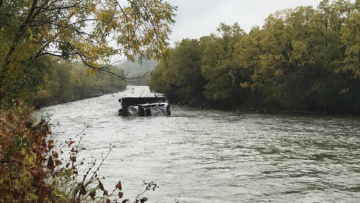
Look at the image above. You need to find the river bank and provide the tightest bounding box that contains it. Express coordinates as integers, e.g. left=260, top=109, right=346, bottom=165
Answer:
left=174, top=98, right=358, bottom=117
left=34, top=86, right=127, bottom=110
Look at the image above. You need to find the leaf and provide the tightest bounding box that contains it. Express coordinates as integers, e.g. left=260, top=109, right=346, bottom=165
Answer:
left=115, top=181, right=122, bottom=190
left=71, top=148, right=78, bottom=153
left=121, top=199, right=129, bottom=203
left=48, top=140, right=55, bottom=150
left=99, top=180, right=104, bottom=191
left=118, top=191, right=123, bottom=198
left=80, top=184, right=87, bottom=195
left=89, top=190, right=96, bottom=200
left=71, top=165, right=78, bottom=174
left=103, top=190, right=108, bottom=196
left=68, top=141, right=75, bottom=147
left=106, top=199, right=111, bottom=203
left=55, top=158, right=62, bottom=166
left=70, top=155, right=76, bottom=162
left=47, top=156, right=55, bottom=170
left=140, top=197, right=148, bottom=203
left=52, top=150, right=58, bottom=158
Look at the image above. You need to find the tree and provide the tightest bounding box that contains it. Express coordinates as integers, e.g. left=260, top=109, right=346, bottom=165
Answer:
left=0, top=0, right=176, bottom=105
left=149, top=0, right=360, bottom=114
left=200, top=23, right=247, bottom=105
left=149, top=39, right=206, bottom=102
left=341, top=1, right=360, bottom=77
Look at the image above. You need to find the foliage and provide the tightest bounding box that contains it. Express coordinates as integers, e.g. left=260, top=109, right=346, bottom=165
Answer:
left=150, top=0, right=360, bottom=114
left=0, top=56, right=127, bottom=109
left=0, top=0, right=176, bottom=105
left=149, top=38, right=207, bottom=104
left=0, top=103, right=155, bottom=203
left=33, top=58, right=127, bottom=109
left=200, top=23, right=249, bottom=105
left=0, top=0, right=174, bottom=202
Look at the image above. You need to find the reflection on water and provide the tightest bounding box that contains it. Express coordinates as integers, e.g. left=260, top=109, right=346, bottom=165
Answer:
left=34, top=86, right=360, bottom=203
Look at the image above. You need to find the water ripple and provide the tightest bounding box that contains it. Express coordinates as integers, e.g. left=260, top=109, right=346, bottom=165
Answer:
left=34, top=86, right=360, bottom=203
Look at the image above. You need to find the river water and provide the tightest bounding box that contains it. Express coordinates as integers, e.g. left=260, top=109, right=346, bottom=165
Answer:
left=34, top=86, right=360, bottom=203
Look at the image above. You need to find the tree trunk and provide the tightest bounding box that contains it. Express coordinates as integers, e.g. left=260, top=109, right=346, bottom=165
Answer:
left=0, top=0, right=39, bottom=105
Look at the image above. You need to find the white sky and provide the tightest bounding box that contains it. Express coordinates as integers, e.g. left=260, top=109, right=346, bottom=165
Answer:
left=166, top=0, right=324, bottom=45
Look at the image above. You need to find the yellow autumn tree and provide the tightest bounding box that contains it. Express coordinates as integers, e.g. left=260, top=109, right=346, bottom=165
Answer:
left=0, top=0, right=176, bottom=105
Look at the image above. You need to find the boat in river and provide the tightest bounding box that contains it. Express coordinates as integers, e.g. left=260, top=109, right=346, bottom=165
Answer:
left=118, top=97, right=171, bottom=116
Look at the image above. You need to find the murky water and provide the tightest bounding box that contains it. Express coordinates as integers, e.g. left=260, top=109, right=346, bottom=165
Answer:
left=34, top=86, right=360, bottom=203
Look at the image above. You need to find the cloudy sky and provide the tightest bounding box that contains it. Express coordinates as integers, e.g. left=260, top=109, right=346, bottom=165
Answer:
left=166, top=0, right=324, bottom=45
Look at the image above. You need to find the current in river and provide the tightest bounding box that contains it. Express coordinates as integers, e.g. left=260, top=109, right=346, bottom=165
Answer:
left=34, top=86, right=360, bottom=203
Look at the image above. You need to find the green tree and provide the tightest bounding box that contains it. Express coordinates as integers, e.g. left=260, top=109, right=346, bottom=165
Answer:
left=149, top=0, right=360, bottom=114
left=149, top=39, right=206, bottom=103
left=341, top=1, right=360, bottom=77
left=200, top=23, right=247, bottom=106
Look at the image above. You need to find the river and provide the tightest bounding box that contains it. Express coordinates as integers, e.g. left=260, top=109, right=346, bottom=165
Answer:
left=34, top=86, right=360, bottom=203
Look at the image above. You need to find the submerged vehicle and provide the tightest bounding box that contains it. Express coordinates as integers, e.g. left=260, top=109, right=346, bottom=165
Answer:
left=118, top=97, right=171, bottom=116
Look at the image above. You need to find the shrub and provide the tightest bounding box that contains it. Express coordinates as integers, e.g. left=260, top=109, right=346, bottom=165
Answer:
left=0, top=103, right=155, bottom=203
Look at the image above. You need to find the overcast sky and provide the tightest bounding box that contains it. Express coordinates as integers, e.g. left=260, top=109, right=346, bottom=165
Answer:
left=166, top=0, right=324, bottom=45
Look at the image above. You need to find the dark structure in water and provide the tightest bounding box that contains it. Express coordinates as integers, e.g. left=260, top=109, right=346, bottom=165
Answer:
left=118, top=97, right=171, bottom=116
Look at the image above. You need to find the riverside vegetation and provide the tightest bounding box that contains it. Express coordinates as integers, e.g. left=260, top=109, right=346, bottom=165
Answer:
left=0, top=103, right=158, bottom=203
left=149, top=0, right=360, bottom=114
left=32, top=60, right=127, bottom=109
left=0, top=0, right=175, bottom=202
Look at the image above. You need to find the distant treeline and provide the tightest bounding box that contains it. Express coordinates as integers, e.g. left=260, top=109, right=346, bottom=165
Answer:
left=149, top=0, right=360, bottom=114
left=9, top=57, right=127, bottom=109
